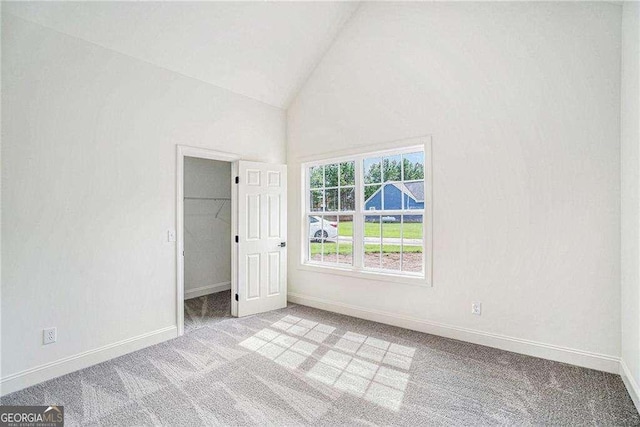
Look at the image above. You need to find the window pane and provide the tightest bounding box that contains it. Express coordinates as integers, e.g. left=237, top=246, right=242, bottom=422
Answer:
left=324, top=215, right=338, bottom=239
left=309, top=215, right=323, bottom=242
left=309, top=240, right=321, bottom=262
left=382, top=220, right=402, bottom=271
left=324, top=216, right=338, bottom=263
left=402, top=215, right=423, bottom=273
left=325, top=163, right=339, bottom=187
left=337, top=215, right=353, bottom=238
left=383, top=155, right=402, bottom=182
left=363, top=157, right=381, bottom=184
left=337, top=215, right=353, bottom=265
left=339, top=187, right=355, bottom=211
left=404, top=181, right=424, bottom=210
left=383, top=184, right=402, bottom=210
left=323, top=242, right=338, bottom=263
left=364, top=184, right=381, bottom=209
left=325, top=188, right=338, bottom=211
left=310, top=166, right=323, bottom=189
left=310, top=215, right=335, bottom=241
left=310, top=189, right=324, bottom=212
left=337, top=241, right=353, bottom=265
left=402, top=152, right=424, bottom=181
left=308, top=215, right=323, bottom=263
left=340, top=161, right=355, bottom=186
left=363, top=215, right=381, bottom=269
left=382, top=217, right=401, bottom=237
left=308, top=215, right=338, bottom=264
left=382, top=248, right=402, bottom=270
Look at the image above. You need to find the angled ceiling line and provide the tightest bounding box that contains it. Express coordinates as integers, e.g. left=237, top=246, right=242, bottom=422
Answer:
left=284, top=2, right=363, bottom=112
left=5, top=11, right=287, bottom=111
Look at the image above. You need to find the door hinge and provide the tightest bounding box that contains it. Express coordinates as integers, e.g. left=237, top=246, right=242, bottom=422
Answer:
left=235, top=235, right=239, bottom=243
left=235, top=176, right=239, bottom=184
left=235, top=293, right=239, bottom=301
left=183, top=251, right=184, bottom=256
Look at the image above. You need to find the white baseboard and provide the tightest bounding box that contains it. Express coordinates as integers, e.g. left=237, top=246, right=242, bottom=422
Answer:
left=620, top=359, right=640, bottom=412
left=287, top=292, right=620, bottom=374
left=184, top=281, right=231, bottom=300
left=1, top=325, right=177, bottom=396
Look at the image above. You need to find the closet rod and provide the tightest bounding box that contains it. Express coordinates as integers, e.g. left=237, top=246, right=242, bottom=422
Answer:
left=184, top=197, right=231, bottom=201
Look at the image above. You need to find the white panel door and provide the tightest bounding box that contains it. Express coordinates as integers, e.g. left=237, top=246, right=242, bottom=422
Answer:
left=236, top=160, right=287, bottom=317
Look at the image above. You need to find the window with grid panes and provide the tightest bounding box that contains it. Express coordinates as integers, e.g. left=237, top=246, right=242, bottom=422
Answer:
left=303, top=144, right=428, bottom=280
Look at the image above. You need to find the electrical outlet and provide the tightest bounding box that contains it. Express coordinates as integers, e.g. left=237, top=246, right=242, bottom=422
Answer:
left=43, top=327, right=57, bottom=345
left=167, top=230, right=176, bottom=243
left=471, top=302, right=482, bottom=316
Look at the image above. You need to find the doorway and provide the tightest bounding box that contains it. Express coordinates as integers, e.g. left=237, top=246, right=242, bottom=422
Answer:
left=183, top=156, right=232, bottom=332
left=176, top=145, right=288, bottom=336
left=176, top=146, right=239, bottom=336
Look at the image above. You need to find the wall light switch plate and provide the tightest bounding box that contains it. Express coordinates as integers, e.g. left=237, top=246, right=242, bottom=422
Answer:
left=471, top=302, right=482, bottom=316
left=167, top=230, right=176, bottom=243
left=43, top=327, right=57, bottom=344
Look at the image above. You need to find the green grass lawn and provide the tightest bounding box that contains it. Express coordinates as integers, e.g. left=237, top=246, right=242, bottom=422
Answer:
left=310, top=242, right=422, bottom=255
left=337, top=221, right=422, bottom=238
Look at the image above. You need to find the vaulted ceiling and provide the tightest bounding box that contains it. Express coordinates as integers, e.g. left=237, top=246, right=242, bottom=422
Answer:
left=4, top=1, right=359, bottom=109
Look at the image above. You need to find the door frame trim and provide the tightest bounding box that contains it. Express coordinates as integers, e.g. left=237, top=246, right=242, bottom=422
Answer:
left=176, top=145, right=240, bottom=336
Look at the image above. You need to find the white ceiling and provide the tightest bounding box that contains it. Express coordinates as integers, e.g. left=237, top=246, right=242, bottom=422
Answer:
left=4, top=1, right=359, bottom=109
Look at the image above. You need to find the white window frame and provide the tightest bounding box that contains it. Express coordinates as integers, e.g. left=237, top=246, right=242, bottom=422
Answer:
left=299, top=137, right=433, bottom=287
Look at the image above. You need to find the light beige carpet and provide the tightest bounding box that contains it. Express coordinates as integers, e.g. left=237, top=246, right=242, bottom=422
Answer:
left=184, top=290, right=232, bottom=333
left=2, top=297, right=639, bottom=425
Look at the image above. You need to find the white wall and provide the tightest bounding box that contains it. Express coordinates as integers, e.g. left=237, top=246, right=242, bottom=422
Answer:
left=288, top=2, right=622, bottom=371
left=1, top=13, right=285, bottom=393
left=184, top=157, right=231, bottom=298
left=3, top=1, right=359, bottom=109
left=621, top=1, right=640, bottom=410
left=0, top=1, right=4, bottom=385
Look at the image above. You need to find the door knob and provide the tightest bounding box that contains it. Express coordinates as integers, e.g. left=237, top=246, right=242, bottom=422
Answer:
left=279, top=242, right=286, bottom=248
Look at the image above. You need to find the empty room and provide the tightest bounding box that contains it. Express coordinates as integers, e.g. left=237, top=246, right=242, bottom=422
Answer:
left=1, top=1, right=640, bottom=425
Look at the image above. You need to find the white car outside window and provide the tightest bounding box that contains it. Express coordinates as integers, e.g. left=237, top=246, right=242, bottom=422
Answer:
left=308, top=216, right=338, bottom=241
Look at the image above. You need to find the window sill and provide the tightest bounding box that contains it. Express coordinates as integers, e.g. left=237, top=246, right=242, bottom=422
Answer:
left=297, top=262, right=431, bottom=287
